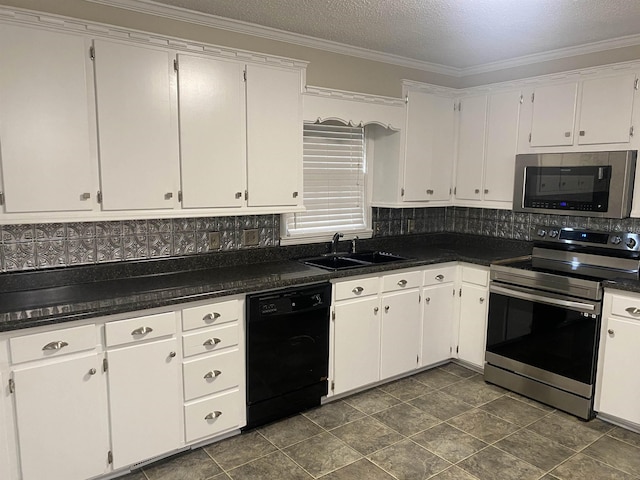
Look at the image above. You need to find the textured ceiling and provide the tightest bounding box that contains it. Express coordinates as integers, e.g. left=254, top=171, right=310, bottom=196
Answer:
left=145, top=0, right=640, bottom=70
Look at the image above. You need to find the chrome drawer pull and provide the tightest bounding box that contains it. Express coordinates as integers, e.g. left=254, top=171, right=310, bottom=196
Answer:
left=89, top=368, right=97, bottom=375
left=42, top=341, right=68, bottom=351
left=203, top=312, right=221, bottom=321
left=203, top=338, right=221, bottom=347
left=608, top=329, right=615, bottom=335
left=425, top=297, right=431, bottom=304
left=384, top=305, right=390, bottom=313
left=435, top=274, right=445, bottom=281
left=204, top=411, right=222, bottom=420
left=204, top=370, right=222, bottom=379
left=397, top=279, right=408, bottom=287
left=131, top=326, right=153, bottom=336
left=352, top=286, right=364, bottom=294
left=625, top=307, right=640, bottom=316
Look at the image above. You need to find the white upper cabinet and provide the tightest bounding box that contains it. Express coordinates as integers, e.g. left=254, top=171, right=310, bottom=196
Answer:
left=529, top=82, right=578, bottom=147
left=0, top=24, right=97, bottom=213
left=245, top=64, right=303, bottom=207
left=455, top=95, right=487, bottom=201
left=93, top=39, right=180, bottom=211
left=177, top=54, right=246, bottom=208
left=577, top=73, right=636, bottom=145
left=403, top=91, right=455, bottom=202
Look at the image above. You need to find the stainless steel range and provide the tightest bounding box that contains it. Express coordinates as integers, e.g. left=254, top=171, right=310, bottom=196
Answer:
left=485, top=226, right=640, bottom=419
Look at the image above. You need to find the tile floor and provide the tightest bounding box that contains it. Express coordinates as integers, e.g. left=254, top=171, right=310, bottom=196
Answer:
left=121, top=363, right=640, bottom=480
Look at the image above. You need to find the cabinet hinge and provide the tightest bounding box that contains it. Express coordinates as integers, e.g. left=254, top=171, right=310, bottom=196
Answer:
left=178, top=190, right=183, bottom=202
left=243, top=69, right=247, bottom=82
left=456, top=345, right=459, bottom=353
left=519, top=94, right=524, bottom=104
left=416, top=354, right=419, bottom=364
left=450, top=346, right=453, bottom=353
left=331, top=310, right=335, bottom=321
left=452, top=288, right=455, bottom=296
left=631, top=126, right=635, bottom=137
left=405, top=95, right=408, bottom=104
left=107, top=451, right=113, bottom=465
left=528, top=132, right=532, bottom=143
left=635, top=78, right=639, bottom=90
left=453, top=101, right=457, bottom=111
left=459, top=288, right=462, bottom=297
left=457, top=101, right=462, bottom=112
left=96, top=191, right=102, bottom=204
left=330, top=380, right=335, bottom=391
left=453, top=187, right=457, bottom=195
left=244, top=190, right=248, bottom=201
left=418, top=294, right=421, bottom=303
left=173, top=58, right=178, bottom=72
left=531, top=92, right=535, bottom=102
left=8, top=378, right=15, bottom=394
left=401, top=188, right=405, bottom=197
left=103, top=358, right=108, bottom=373
left=89, top=45, right=95, bottom=60
left=0, top=192, right=4, bottom=206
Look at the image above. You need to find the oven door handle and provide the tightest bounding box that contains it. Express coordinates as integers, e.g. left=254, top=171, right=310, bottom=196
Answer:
left=490, top=284, right=598, bottom=313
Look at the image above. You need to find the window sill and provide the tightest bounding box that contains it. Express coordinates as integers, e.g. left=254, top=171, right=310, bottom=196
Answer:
left=280, top=229, right=373, bottom=246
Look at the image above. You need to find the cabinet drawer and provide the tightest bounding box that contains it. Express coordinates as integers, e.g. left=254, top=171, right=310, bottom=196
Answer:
left=183, top=349, right=242, bottom=401
left=182, top=299, right=240, bottom=332
left=182, top=323, right=239, bottom=357
left=461, top=267, right=489, bottom=287
left=105, top=312, right=176, bottom=347
left=334, top=277, right=379, bottom=301
left=10, top=324, right=97, bottom=364
left=610, top=294, right=640, bottom=321
left=184, top=389, right=242, bottom=442
left=423, top=266, right=457, bottom=286
left=382, top=270, right=422, bottom=292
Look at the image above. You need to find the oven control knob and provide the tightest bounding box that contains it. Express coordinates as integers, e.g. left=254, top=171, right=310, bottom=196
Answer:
left=627, top=238, right=637, bottom=249
left=549, top=229, right=559, bottom=238
left=536, top=229, right=546, bottom=237
left=611, top=236, right=622, bottom=245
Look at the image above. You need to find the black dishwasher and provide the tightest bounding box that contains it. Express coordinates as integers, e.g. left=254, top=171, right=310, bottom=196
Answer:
left=245, top=283, right=331, bottom=429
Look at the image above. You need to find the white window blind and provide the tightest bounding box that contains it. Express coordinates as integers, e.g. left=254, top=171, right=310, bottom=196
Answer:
left=285, top=122, right=366, bottom=237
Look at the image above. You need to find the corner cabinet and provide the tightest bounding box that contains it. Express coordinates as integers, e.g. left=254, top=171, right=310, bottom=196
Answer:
left=454, top=265, right=489, bottom=369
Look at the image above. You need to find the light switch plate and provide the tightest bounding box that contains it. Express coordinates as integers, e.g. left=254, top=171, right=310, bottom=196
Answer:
left=407, top=219, right=415, bottom=233
left=243, top=228, right=259, bottom=246
left=208, top=231, right=220, bottom=250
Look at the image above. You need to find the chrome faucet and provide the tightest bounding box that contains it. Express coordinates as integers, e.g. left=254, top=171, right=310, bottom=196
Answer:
left=331, top=232, right=344, bottom=255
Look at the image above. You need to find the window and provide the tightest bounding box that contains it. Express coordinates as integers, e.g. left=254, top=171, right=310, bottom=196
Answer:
left=283, top=122, right=369, bottom=241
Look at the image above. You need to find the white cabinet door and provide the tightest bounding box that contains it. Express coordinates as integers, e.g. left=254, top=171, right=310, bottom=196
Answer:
left=93, top=40, right=179, bottom=211
left=177, top=54, right=246, bottom=208
left=246, top=64, right=302, bottom=207
left=598, top=317, right=640, bottom=424
left=456, top=95, right=487, bottom=201
left=380, top=289, right=421, bottom=379
left=333, top=297, right=380, bottom=395
left=578, top=73, right=636, bottom=145
left=403, top=92, right=455, bottom=202
left=0, top=24, right=97, bottom=213
left=457, top=284, right=488, bottom=368
left=530, top=82, right=578, bottom=147
left=13, top=354, right=109, bottom=480
left=107, top=337, right=181, bottom=468
left=484, top=90, right=521, bottom=203
left=421, top=283, right=454, bottom=367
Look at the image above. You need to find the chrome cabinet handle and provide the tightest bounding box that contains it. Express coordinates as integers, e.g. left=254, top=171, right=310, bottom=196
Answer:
left=479, top=297, right=485, bottom=303
left=204, top=411, right=222, bottom=420
left=474, top=189, right=480, bottom=194
left=88, top=368, right=97, bottom=375
left=131, top=326, right=153, bottom=336
left=608, top=329, right=615, bottom=335
left=373, top=307, right=379, bottom=313
left=203, top=312, right=221, bottom=322
left=80, top=192, right=91, bottom=200
left=425, top=297, right=431, bottom=304
left=625, top=307, right=640, bottom=316
left=484, top=189, right=489, bottom=194
left=42, top=341, right=68, bottom=351
left=426, top=189, right=434, bottom=194
left=384, top=305, right=390, bottom=313
left=352, top=286, right=364, bottom=294
left=204, top=370, right=222, bottom=379
left=435, top=274, right=444, bottom=281
left=164, top=192, right=173, bottom=200
left=397, top=279, right=408, bottom=287
left=203, top=338, right=221, bottom=347
left=169, top=351, right=176, bottom=358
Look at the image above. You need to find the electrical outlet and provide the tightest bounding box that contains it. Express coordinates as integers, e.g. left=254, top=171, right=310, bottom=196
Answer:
left=243, top=228, right=259, bottom=246
left=373, top=221, right=382, bottom=236
left=208, top=231, right=220, bottom=250
left=407, top=219, right=415, bottom=233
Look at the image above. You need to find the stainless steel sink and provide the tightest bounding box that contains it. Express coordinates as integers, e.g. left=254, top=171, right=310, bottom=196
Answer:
left=300, top=251, right=410, bottom=271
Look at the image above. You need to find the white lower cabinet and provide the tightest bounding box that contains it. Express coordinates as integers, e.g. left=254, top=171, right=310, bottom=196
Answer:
left=421, top=265, right=457, bottom=367
left=380, top=289, right=421, bottom=379
left=455, top=265, right=490, bottom=368
left=596, top=291, right=640, bottom=427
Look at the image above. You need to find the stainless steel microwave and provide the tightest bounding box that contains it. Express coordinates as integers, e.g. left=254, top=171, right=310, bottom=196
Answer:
left=513, top=151, right=637, bottom=218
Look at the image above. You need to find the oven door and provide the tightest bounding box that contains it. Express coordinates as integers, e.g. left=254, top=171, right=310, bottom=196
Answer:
left=486, top=283, right=601, bottom=397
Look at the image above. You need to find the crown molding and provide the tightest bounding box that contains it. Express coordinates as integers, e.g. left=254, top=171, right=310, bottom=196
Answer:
left=304, top=86, right=405, bottom=107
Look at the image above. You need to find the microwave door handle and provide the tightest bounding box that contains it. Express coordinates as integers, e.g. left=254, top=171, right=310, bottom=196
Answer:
left=490, top=284, right=596, bottom=313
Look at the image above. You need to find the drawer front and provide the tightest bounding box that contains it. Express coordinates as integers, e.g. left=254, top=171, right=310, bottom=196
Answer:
left=10, top=324, right=97, bottom=364
left=182, top=300, right=240, bottom=332
left=382, top=270, right=422, bottom=292
left=334, top=276, right=379, bottom=301
left=183, top=349, right=242, bottom=401
left=461, top=266, right=489, bottom=287
left=182, top=323, right=239, bottom=357
left=610, top=294, right=640, bottom=321
left=184, top=390, right=242, bottom=442
left=423, top=266, right=457, bottom=286
left=105, top=312, right=176, bottom=348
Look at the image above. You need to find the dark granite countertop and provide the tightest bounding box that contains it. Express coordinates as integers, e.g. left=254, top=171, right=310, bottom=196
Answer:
left=603, top=278, right=640, bottom=294
left=0, top=233, right=532, bottom=332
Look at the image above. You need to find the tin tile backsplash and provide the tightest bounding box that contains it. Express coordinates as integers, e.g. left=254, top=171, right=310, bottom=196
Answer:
left=0, top=215, right=279, bottom=272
